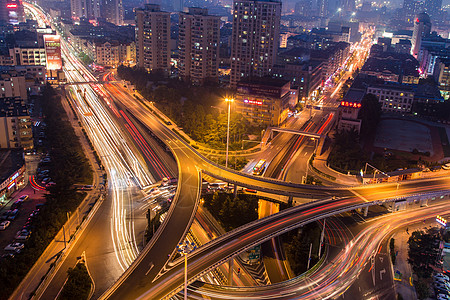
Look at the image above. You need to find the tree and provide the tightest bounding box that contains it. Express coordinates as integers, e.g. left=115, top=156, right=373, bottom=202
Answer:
left=407, top=228, right=441, bottom=279
left=358, top=93, right=382, bottom=136
left=59, top=263, right=92, bottom=300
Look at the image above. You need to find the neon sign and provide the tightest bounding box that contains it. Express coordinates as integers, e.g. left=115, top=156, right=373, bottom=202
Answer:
left=244, top=99, right=263, bottom=106
left=6, top=3, right=18, bottom=8
left=341, top=101, right=362, bottom=108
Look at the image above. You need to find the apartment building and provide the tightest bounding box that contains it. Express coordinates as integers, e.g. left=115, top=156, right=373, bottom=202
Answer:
left=0, top=98, right=33, bottom=150
left=135, top=4, right=170, bottom=74
left=179, top=7, right=220, bottom=85
left=230, top=0, right=282, bottom=86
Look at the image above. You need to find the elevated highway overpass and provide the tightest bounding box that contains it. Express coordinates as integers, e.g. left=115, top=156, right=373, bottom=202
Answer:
left=100, top=82, right=450, bottom=300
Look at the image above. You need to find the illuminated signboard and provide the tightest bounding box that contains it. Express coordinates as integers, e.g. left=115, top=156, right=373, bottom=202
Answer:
left=437, top=215, right=447, bottom=226
left=9, top=172, right=19, bottom=182
left=6, top=3, right=17, bottom=8
left=244, top=99, right=263, bottom=106
left=340, top=101, right=362, bottom=108
left=43, top=35, right=62, bottom=70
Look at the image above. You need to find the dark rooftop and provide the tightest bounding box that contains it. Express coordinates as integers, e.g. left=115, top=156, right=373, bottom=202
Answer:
left=0, top=98, right=29, bottom=117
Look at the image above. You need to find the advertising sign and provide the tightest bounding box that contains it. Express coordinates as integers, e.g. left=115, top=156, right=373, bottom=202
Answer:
left=43, top=35, right=62, bottom=70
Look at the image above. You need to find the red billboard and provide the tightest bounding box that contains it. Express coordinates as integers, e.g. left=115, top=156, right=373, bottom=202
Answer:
left=43, top=35, right=62, bottom=70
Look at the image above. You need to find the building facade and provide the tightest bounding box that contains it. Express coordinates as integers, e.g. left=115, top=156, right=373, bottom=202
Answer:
left=101, top=0, right=123, bottom=25
left=367, top=84, right=414, bottom=113
left=178, top=7, right=220, bottom=85
left=0, top=98, right=33, bottom=150
left=135, top=4, right=170, bottom=74
left=235, top=77, right=293, bottom=126
left=411, top=12, right=431, bottom=58
left=70, top=0, right=100, bottom=21
left=230, top=0, right=281, bottom=87
left=8, top=47, right=46, bottom=66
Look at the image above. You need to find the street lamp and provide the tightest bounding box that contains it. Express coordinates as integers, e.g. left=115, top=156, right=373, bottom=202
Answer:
left=225, top=98, right=234, bottom=168
left=177, top=240, right=196, bottom=300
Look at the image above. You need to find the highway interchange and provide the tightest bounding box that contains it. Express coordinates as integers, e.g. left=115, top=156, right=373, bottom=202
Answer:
left=20, top=3, right=450, bottom=300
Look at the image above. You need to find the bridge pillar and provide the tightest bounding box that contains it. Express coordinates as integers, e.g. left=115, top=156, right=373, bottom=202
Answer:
left=288, top=196, right=293, bottom=206
left=363, top=206, right=369, bottom=217
left=233, top=184, right=237, bottom=197
left=420, top=198, right=429, bottom=207
left=228, top=259, right=234, bottom=285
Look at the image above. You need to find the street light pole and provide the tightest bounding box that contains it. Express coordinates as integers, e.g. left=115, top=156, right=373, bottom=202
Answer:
left=225, top=98, right=234, bottom=168
left=177, top=240, right=196, bottom=300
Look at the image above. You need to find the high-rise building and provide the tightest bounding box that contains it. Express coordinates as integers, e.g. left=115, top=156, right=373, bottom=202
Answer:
left=178, top=7, right=220, bottom=85
left=0, top=0, right=25, bottom=24
left=317, top=0, right=328, bottom=16
left=101, top=0, right=123, bottom=25
left=424, top=0, right=442, bottom=16
left=230, top=0, right=281, bottom=87
left=294, top=0, right=312, bottom=16
left=70, top=0, right=100, bottom=21
left=411, top=12, right=431, bottom=58
left=340, top=0, right=355, bottom=12
left=173, top=0, right=183, bottom=11
left=135, top=4, right=171, bottom=73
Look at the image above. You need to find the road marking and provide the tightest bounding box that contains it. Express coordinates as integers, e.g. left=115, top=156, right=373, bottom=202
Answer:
left=351, top=190, right=369, bottom=202
left=380, top=268, right=386, bottom=280
left=145, top=262, right=154, bottom=276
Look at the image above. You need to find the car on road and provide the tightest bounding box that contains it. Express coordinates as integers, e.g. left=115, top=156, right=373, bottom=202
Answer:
left=0, top=221, right=10, bottom=230
left=4, top=242, right=24, bottom=252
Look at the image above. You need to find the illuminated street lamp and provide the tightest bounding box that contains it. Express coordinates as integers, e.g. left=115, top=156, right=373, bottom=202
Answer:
left=225, top=98, right=234, bottom=168
left=177, top=240, right=196, bottom=300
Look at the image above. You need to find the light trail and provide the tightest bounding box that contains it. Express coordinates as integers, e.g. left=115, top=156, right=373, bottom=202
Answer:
left=24, top=1, right=159, bottom=271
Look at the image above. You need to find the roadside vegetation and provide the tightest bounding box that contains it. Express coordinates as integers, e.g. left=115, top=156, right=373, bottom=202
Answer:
left=117, top=66, right=264, bottom=151
left=282, top=222, right=321, bottom=276
left=59, top=262, right=92, bottom=300
left=408, top=228, right=442, bottom=299
left=202, top=192, right=258, bottom=232
left=0, top=85, right=93, bottom=299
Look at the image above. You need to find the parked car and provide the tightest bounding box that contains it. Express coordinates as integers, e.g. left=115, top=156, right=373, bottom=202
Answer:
left=16, top=232, right=31, bottom=240
left=7, top=209, right=19, bottom=220
left=435, top=274, right=450, bottom=281
left=437, top=294, right=450, bottom=300
left=11, top=200, right=23, bottom=210
left=4, top=242, right=24, bottom=252
left=0, top=220, right=10, bottom=230
left=18, top=195, right=29, bottom=201
left=0, top=211, right=10, bottom=220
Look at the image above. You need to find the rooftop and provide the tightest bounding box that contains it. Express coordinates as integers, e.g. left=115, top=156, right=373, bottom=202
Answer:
left=0, top=98, right=29, bottom=117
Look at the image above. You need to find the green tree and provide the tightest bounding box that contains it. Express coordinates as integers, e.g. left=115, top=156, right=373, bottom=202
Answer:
left=408, top=229, right=441, bottom=279
left=358, top=93, right=382, bottom=136
left=59, top=263, right=92, bottom=300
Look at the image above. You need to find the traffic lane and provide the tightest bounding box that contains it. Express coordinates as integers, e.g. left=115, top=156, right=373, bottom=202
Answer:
left=104, top=150, right=201, bottom=300
left=136, top=197, right=364, bottom=299
left=38, top=191, right=122, bottom=300
left=186, top=202, right=450, bottom=300
left=338, top=235, right=396, bottom=300
left=353, top=176, right=450, bottom=201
